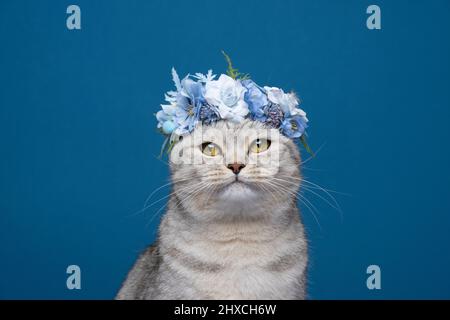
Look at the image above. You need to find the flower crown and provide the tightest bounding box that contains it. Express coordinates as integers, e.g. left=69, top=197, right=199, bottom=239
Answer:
left=156, top=52, right=313, bottom=155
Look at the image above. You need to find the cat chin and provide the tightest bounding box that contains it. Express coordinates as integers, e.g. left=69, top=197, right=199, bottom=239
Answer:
left=218, top=181, right=258, bottom=202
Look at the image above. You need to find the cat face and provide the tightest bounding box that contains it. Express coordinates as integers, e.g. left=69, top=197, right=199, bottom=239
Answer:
left=169, top=120, right=301, bottom=221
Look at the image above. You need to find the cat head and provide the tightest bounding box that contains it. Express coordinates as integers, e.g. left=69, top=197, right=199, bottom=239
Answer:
left=155, top=66, right=311, bottom=222
left=169, top=119, right=302, bottom=222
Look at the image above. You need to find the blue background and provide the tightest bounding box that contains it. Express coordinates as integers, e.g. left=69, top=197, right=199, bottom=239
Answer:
left=1, top=0, right=449, bottom=299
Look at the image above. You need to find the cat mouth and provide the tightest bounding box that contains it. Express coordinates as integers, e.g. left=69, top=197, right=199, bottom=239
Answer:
left=223, top=178, right=252, bottom=191
left=214, top=177, right=260, bottom=202
left=231, top=174, right=246, bottom=184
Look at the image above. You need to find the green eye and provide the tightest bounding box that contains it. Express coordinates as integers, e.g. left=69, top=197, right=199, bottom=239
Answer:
left=249, top=138, right=271, bottom=153
left=201, top=142, right=221, bottom=157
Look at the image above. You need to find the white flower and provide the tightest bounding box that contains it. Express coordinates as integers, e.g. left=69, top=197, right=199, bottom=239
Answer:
left=264, top=86, right=305, bottom=117
left=193, top=70, right=216, bottom=83
left=205, top=74, right=249, bottom=123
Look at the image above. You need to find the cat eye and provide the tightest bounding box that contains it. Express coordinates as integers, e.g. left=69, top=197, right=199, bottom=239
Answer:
left=249, top=138, right=271, bottom=154
left=201, top=142, right=221, bottom=157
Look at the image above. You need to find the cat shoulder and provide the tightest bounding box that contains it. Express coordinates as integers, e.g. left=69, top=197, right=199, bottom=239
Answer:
left=115, top=243, right=160, bottom=300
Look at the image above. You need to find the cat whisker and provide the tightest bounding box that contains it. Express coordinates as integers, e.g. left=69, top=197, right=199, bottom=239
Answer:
left=254, top=181, right=283, bottom=203
left=301, top=166, right=325, bottom=172
left=302, top=186, right=343, bottom=219
left=270, top=176, right=343, bottom=215
left=143, top=180, right=174, bottom=209
left=261, top=179, right=322, bottom=230
left=145, top=180, right=212, bottom=228
left=132, top=182, right=205, bottom=217
left=175, top=182, right=214, bottom=212
left=301, top=179, right=345, bottom=216
left=298, top=197, right=323, bottom=231
left=145, top=203, right=167, bottom=229
left=277, top=174, right=345, bottom=223
left=279, top=174, right=349, bottom=196
left=141, top=176, right=197, bottom=211
left=203, top=183, right=219, bottom=207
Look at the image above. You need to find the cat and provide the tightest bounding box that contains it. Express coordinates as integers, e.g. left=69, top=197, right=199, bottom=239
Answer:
left=116, top=119, right=308, bottom=299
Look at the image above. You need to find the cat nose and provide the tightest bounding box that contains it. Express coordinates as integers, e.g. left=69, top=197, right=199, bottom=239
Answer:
left=227, top=163, right=246, bottom=175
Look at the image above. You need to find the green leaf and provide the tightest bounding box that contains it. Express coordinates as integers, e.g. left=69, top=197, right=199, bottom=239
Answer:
left=167, top=139, right=176, bottom=153
left=222, top=50, right=249, bottom=80
left=300, top=135, right=315, bottom=157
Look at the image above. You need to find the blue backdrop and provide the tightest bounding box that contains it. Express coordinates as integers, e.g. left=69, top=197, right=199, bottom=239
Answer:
left=1, top=0, right=450, bottom=299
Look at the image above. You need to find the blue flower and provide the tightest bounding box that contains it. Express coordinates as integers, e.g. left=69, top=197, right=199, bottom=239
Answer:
left=198, top=103, right=220, bottom=124
left=156, top=68, right=310, bottom=142
left=173, top=77, right=206, bottom=135
left=161, top=120, right=176, bottom=134
left=242, top=80, right=267, bottom=121
left=280, top=114, right=308, bottom=138
left=156, top=103, right=178, bottom=134
left=264, top=103, right=284, bottom=128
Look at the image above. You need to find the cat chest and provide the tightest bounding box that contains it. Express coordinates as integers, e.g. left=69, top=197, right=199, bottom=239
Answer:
left=161, top=244, right=306, bottom=299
